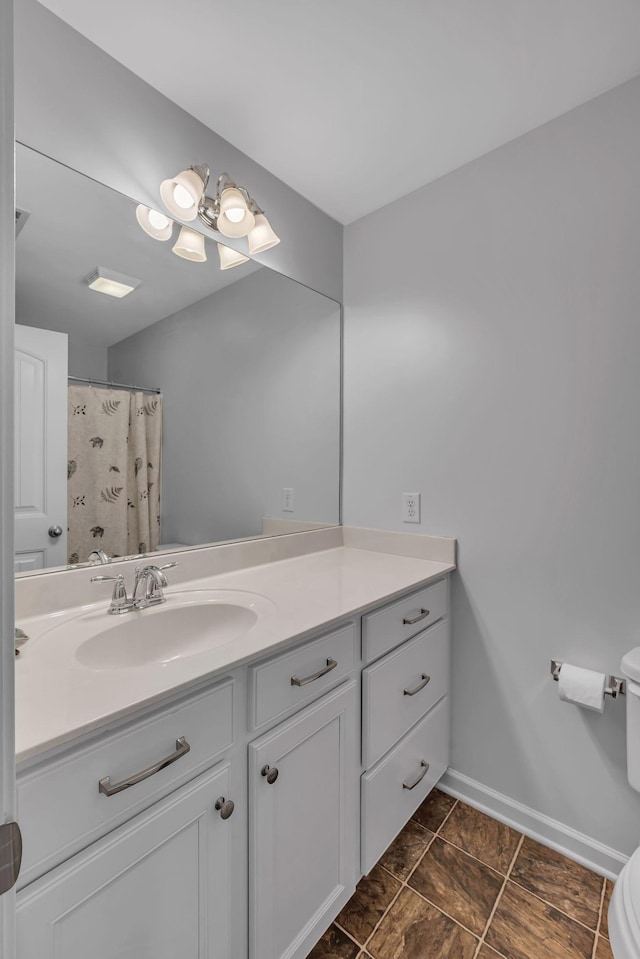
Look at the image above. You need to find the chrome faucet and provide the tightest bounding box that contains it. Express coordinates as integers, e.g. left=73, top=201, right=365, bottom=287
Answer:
left=132, top=563, right=178, bottom=609
left=88, top=549, right=110, bottom=565
left=91, top=562, right=177, bottom=614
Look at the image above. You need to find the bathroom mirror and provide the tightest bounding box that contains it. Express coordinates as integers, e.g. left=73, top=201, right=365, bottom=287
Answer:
left=14, top=143, right=341, bottom=574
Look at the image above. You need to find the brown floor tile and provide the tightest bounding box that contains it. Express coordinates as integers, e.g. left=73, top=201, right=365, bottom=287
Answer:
left=440, top=802, right=521, bottom=873
left=486, top=881, right=594, bottom=959
left=306, top=924, right=360, bottom=959
left=336, top=864, right=401, bottom=944
left=595, top=935, right=614, bottom=959
left=600, top=879, right=613, bottom=939
left=477, top=947, right=506, bottom=959
left=408, top=836, right=503, bottom=935
left=411, top=788, right=456, bottom=832
left=510, top=836, right=602, bottom=929
left=379, top=819, right=434, bottom=880
left=367, top=887, right=477, bottom=959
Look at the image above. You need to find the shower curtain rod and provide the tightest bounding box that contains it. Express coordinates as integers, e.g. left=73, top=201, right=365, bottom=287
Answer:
left=68, top=375, right=161, bottom=395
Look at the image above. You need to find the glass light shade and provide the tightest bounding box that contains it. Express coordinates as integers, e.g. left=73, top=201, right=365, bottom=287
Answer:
left=217, top=243, right=250, bottom=270
left=160, top=169, right=204, bottom=221
left=172, top=226, right=207, bottom=262
left=135, top=204, right=173, bottom=241
left=217, top=187, right=255, bottom=238
left=247, top=214, right=280, bottom=254
left=87, top=277, right=136, bottom=297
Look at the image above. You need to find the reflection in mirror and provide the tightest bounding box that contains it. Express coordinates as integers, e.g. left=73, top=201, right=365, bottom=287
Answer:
left=14, top=144, right=341, bottom=575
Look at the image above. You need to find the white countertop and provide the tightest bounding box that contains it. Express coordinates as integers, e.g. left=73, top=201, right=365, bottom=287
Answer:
left=15, top=545, right=454, bottom=765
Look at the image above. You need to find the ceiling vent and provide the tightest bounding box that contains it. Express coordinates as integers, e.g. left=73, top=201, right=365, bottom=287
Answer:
left=81, top=267, right=142, bottom=299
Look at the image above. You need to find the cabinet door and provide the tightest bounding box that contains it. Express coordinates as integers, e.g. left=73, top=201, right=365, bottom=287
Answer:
left=17, top=762, right=236, bottom=959
left=249, top=681, right=358, bottom=959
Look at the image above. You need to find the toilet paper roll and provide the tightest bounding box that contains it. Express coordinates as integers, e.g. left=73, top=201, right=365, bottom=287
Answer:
left=558, top=663, right=606, bottom=713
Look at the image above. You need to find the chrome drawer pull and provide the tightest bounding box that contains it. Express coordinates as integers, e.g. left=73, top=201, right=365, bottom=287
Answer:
left=402, top=760, right=430, bottom=791
left=402, top=608, right=430, bottom=626
left=291, top=657, right=337, bottom=687
left=98, top=736, right=191, bottom=797
left=403, top=674, right=431, bottom=697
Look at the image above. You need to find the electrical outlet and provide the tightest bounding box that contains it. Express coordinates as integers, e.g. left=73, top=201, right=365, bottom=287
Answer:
left=402, top=492, right=421, bottom=524
left=282, top=488, right=294, bottom=512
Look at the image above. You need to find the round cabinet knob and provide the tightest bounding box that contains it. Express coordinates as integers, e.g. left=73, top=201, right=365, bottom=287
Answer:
left=48, top=525, right=63, bottom=538
left=214, top=797, right=235, bottom=820
left=261, top=764, right=279, bottom=785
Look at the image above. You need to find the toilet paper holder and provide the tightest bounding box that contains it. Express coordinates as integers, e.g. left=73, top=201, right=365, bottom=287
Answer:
left=550, top=660, right=626, bottom=698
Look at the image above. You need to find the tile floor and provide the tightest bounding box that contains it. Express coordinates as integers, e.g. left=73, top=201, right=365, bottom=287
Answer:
left=306, top=789, right=615, bottom=959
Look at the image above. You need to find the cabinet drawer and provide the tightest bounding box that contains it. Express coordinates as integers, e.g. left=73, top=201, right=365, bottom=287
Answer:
left=17, top=678, right=234, bottom=888
left=363, top=618, right=449, bottom=768
left=361, top=695, right=449, bottom=875
left=362, top=579, right=448, bottom=663
left=249, top=623, right=357, bottom=729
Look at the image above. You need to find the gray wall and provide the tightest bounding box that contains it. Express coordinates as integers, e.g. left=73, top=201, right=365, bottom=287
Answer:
left=109, top=269, right=341, bottom=547
left=14, top=0, right=342, bottom=302
left=343, top=76, right=640, bottom=856
left=67, top=338, right=108, bottom=381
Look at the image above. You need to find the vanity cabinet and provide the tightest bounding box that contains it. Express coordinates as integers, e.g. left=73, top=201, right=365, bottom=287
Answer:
left=15, top=574, right=450, bottom=959
left=360, top=579, right=450, bottom=874
left=248, top=680, right=358, bottom=959
left=17, top=761, right=236, bottom=959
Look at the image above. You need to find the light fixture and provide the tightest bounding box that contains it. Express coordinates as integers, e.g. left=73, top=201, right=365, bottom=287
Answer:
left=247, top=203, right=280, bottom=254
left=135, top=204, right=173, bottom=241
left=158, top=163, right=279, bottom=254
left=81, top=267, right=141, bottom=298
left=217, top=243, right=250, bottom=270
left=160, top=166, right=208, bottom=221
left=172, top=225, right=207, bottom=262
left=216, top=184, right=255, bottom=238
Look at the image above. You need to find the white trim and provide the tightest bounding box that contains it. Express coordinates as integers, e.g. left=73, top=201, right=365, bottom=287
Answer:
left=439, top=768, right=629, bottom=880
left=0, top=0, right=16, bottom=953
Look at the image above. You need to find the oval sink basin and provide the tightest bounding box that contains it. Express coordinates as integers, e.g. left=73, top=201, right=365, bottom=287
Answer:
left=71, top=590, right=274, bottom=670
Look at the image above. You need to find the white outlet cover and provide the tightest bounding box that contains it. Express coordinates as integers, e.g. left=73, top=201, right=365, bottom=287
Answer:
left=402, top=492, right=421, bottom=524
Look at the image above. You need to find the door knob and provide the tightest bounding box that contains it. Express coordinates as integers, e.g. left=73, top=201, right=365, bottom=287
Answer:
left=261, top=765, right=279, bottom=784
left=48, top=525, right=63, bottom=538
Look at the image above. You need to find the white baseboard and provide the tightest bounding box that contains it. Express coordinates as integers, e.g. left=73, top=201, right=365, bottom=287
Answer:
left=439, top=768, right=629, bottom=880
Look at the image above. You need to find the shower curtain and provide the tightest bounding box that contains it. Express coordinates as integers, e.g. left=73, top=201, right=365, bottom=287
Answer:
left=67, top=385, right=162, bottom=564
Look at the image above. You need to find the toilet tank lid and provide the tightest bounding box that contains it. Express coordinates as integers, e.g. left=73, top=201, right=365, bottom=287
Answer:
left=621, top=648, right=640, bottom=682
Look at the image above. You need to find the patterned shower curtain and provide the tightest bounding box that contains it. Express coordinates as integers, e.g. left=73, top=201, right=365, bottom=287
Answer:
left=67, top=385, right=162, bottom=564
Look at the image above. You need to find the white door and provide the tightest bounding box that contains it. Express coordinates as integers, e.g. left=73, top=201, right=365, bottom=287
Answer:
left=14, top=325, right=68, bottom=572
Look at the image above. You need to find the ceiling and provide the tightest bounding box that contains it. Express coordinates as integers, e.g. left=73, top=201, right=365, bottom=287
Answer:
left=15, top=145, right=261, bottom=348
left=36, top=0, right=640, bottom=225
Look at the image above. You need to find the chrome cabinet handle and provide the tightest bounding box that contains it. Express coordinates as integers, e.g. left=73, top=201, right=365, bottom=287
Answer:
left=261, top=765, right=279, bottom=784
left=98, top=737, right=191, bottom=797
left=402, top=608, right=430, bottom=626
left=291, top=657, right=337, bottom=687
left=403, top=674, right=431, bottom=696
left=48, top=525, right=63, bottom=538
left=402, top=760, right=430, bottom=791
left=215, top=797, right=235, bottom=820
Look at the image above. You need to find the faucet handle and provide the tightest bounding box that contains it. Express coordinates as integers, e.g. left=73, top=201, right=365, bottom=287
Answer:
left=158, top=562, right=178, bottom=572
left=91, top=574, right=133, bottom=615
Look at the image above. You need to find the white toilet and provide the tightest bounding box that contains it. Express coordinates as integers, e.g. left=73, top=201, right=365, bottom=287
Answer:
left=609, top=647, right=640, bottom=958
